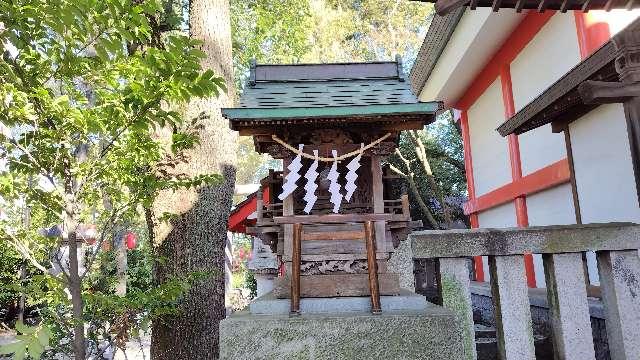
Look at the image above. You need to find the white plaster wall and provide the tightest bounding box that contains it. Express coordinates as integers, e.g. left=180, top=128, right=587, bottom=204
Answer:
left=589, top=10, right=640, bottom=35
left=526, top=184, right=576, bottom=226
left=511, top=14, right=582, bottom=111
left=419, top=9, right=524, bottom=106
left=570, top=104, right=640, bottom=224
left=526, top=183, right=576, bottom=288
left=511, top=14, right=582, bottom=176
left=570, top=104, right=640, bottom=285
left=468, top=79, right=511, bottom=195
left=478, top=201, right=518, bottom=282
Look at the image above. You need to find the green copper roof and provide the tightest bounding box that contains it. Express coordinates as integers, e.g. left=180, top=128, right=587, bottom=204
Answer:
left=222, top=58, right=441, bottom=125
left=223, top=102, right=440, bottom=120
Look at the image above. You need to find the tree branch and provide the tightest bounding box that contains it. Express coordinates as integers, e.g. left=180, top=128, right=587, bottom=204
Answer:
left=407, top=131, right=452, bottom=228
left=391, top=148, right=440, bottom=229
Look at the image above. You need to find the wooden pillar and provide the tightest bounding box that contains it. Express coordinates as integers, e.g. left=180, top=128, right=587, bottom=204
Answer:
left=364, top=221, right=381, bottom=314
left=616, top=28, right=640, bottom=207
left=371, top=156, right=386, bottom=253
left=290, top=223, right=302, bottom=315
left=282, top=158, right=294, bottom=266
left=624, top=96, right=640, bottom=206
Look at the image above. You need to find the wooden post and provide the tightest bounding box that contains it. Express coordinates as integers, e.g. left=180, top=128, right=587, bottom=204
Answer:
left=489, top=255, right=536, bottom=360
left=371, top=156, right=387, bottom=253
left=364, top=221, right=382, bottom=314
left=543, top=253, right=596, bottom=360
left=597, top=250, right=640, bottom=360
left=290, top=223, right=302, bottom=315
left=281, top=158, right=295, bottom=278
left=624, top=96, right=640, bottom=206
left=438, top=258, right=476, bottom=360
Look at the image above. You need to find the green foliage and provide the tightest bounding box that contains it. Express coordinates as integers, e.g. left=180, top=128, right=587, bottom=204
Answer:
left=0, top=322, right=51, bottom=360
left=0, top=0, right=227, bottom=356
left=388, top=113, right=468, bottom=228
left=231, top=0, right=313, bottom=90
left=0, top=238, right=21, bottom=308
left=244, top=270, right=257, bottom=299
left=306, top=0, right=432, bottom=67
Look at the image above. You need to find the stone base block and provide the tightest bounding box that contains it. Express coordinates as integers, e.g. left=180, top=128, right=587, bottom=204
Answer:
left=220, top=307, right=466, bottom=359
left=250, top=290, right=428, bottom=315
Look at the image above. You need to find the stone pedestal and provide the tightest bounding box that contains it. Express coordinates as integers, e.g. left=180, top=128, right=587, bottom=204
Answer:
left=248, top=237, right=279, bottom=298
left=220, top=293, right=466, bottom=359
left=254, top=272, right=276, bottom=298
left=249, top=290, right=429, bottom=315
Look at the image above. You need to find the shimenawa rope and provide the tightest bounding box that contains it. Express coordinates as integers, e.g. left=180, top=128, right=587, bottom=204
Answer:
left=271, top=133, right=391, bottom=162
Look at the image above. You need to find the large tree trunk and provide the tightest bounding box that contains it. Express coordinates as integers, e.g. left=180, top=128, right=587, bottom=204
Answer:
left=150, top=0, right=236, bottom=358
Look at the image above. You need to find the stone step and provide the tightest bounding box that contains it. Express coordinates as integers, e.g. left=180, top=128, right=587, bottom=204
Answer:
left=250, top=290, right=429, bottom=315
left=474, top=324, right=496, bottom=339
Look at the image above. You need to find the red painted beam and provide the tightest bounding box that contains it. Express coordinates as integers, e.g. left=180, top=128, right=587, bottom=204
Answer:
left=460, top=111, right=485, bottom=281
left=228, top=186, right=270, bottom=233
left=463, top=158, right=571, bottom=215
left=500, top=65, right=536, bottom=287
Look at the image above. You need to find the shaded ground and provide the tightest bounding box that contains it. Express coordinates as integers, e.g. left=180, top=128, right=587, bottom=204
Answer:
left=0, top=330, right=150, bottom=360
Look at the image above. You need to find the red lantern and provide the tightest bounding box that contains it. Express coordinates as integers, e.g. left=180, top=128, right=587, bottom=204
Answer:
left=125, top=232, right=137, bottom=250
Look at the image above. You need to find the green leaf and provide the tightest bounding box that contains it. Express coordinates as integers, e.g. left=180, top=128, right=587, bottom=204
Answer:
left=0, top=341, right=24, bottom=355
left=13, top=347, right=26, bottom=360
left=28, top=341, right=44, bottom=359
left=15, top=321, right=36, bottom=335
left=37, top=326, right=51, bottom=347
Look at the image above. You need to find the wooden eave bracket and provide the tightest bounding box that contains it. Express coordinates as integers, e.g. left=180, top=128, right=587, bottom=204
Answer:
left=578, top=80, right=640, bottom=104
left=434, top=0, right=470, bottom=15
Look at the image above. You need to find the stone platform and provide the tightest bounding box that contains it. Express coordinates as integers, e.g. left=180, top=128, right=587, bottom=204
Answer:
left=249, top=290, right=428, bottom=315
left=220, top=302, right=466, bottom=359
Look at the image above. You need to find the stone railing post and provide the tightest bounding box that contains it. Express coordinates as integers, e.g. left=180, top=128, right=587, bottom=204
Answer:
left=489, top=255, right=535, bottom=360
left=438, top=258, right=476, bottom=360
left=410, top=223, right=640, bottom=360
left=597, top=250, right=640, bottom=360
left=543, top=252, right=596, bottom=360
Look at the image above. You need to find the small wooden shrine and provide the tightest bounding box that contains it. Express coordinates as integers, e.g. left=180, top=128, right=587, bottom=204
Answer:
left=223, top=57, right=441, bottom=314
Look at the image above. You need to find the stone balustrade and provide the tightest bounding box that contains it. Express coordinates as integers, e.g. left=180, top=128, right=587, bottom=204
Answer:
left=410, top=223, right=640, bottom=360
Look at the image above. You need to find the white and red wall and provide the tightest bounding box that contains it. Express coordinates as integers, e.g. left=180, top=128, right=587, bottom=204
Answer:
left=418, top=9, right=640, bottom=287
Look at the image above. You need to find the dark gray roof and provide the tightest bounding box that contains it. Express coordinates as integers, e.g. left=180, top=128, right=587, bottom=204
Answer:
left=409, top=8, right=465, bottom=95
left=239, top=58, right=419, bottom=108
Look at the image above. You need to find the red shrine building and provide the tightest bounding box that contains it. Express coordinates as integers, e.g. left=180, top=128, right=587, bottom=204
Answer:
left=411, top=9, right=640, bottom=288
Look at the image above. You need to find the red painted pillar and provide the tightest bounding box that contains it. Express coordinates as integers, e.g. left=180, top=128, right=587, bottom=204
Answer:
left=460, top=110, right=485, bottom=282
left=574, top=12, right=611, bottom=59
left=500, top=65, right=536, bottom=288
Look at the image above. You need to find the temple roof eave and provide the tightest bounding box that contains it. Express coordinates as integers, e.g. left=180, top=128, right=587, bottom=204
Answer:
left=222, top=102, right=443, bottom=131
